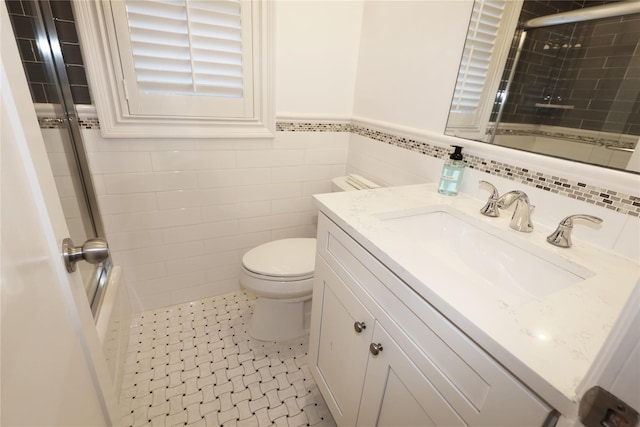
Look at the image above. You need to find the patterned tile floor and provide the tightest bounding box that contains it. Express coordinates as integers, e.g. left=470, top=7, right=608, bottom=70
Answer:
left=120, top=291, right=336, bottom=427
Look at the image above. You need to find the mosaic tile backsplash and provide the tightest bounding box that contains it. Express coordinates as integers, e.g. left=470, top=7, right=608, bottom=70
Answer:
left=278, top=121, right=640, bottom=217
left=38, top=116, right=639, bottom=217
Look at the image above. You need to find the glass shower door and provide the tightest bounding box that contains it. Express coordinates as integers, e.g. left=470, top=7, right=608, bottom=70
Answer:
left=7, top=0, right=110, bottom=314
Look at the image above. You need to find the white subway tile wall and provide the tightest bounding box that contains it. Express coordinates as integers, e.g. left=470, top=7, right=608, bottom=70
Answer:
left=42, top=128, right=91, bottom=244
left=82, top=129, right=349, bottom=311
left=74, top=117, right=638, bottom=313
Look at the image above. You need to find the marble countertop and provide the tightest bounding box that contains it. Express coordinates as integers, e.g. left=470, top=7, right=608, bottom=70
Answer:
left=313, top=183, right=639, bottom=416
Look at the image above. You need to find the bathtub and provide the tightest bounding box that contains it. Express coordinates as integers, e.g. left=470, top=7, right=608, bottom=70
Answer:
left=95, top=266, right=131, bottom=397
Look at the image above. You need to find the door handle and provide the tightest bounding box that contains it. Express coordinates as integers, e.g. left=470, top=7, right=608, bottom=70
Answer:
left=62, top=238, right=110, bottom=273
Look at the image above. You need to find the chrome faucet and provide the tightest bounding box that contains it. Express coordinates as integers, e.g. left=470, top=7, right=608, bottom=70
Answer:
left=497, top=190, right=534, bottom=232
left=547, top=214, right=603, bottom=248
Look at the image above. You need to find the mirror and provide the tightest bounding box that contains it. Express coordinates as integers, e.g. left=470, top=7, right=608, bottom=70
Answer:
left=446, top=0, right=640, bottom=173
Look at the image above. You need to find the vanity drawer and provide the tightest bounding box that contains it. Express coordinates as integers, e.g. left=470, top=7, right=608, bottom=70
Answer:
left=316, top=213, right=553, bottom=425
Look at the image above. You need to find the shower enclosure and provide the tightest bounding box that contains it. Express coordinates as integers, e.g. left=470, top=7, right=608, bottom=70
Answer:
left=7, top=0, right=110, bottom=315
left=491, top=1, right=640, bottom=170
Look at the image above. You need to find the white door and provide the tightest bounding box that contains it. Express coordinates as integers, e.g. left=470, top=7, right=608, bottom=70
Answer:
left=1, top=3, right=120, bottom=425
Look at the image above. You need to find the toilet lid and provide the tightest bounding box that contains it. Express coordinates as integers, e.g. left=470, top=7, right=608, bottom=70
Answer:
left=242, top=238, right=316, bottom=278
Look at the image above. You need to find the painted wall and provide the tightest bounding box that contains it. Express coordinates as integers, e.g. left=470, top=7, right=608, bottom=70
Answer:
left=276, top=0, right=364, bottom=118
left=353, top=0, right=472, bottom=131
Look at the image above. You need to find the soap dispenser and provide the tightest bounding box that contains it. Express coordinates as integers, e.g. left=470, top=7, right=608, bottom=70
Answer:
left=438, top=145, right=465, bottom=196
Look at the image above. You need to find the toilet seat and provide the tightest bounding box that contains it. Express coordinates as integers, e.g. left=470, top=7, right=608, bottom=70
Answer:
left=240, top=271, right=314, bottom=299
left=242, top=268, right=313, bottom=282
left=240, top=238, right=317, bottom=301
left=242, top=238, right=316, bottom=280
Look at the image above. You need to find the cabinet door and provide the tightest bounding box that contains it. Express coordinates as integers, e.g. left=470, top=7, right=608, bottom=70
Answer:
left=357, top=323, right=466, bottom=427
left=309, top=258, right=375, bottom=426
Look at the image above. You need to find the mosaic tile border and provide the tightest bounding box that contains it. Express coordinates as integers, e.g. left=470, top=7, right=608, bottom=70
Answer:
left=37, top=117, right=65, bottom=128
left=78, top=117, right=101, bottom=130
left=38, top=116, right=638, bottom=217
left=38, top=116, right=101, bottom=130
left=276, top=122, right=351, bottom=133
left=280, top=121, right=640, bottom=217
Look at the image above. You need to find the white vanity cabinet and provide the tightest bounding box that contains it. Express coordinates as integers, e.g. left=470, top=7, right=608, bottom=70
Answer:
left=310, top=257, right=463, bottom=426
left=309, top=213, right=557, bottom=426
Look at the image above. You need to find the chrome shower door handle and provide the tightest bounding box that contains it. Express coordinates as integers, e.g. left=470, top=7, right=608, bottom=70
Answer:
left=62, top=238, right=110, bottom=273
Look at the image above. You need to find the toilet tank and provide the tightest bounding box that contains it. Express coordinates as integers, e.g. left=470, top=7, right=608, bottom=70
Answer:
left=331, top=174, right=380, bottom=192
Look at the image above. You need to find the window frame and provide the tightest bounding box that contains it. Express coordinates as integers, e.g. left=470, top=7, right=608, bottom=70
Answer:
left=73, top=0, right=274, bottom=139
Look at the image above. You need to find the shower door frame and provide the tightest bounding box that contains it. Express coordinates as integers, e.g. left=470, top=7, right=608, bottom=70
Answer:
left=488, top=2, right=640, bottom=147
left=28, top=0, right=110, bottom=316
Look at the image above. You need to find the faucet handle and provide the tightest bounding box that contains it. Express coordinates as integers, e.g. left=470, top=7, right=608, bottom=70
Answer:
left=479, top=180, right=500, bottom=217
left=547, top=214, right=603, bottom=248
left=558, top=214, right=603, bottom=228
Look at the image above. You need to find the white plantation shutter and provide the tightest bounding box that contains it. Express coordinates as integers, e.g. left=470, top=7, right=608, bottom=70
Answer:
left=452, top=1, right=503, bottom=114
left=447, top=0, right=522, bottom=140
left=111, top=0, right=254, bottom=118
left=126, top=0, right=244, bottom=97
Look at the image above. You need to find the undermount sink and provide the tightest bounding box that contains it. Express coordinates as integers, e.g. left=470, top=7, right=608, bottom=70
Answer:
left=375, top=206, right=595, bottom=299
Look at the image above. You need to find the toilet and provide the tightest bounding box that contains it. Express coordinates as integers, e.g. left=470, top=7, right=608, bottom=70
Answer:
left=240, top=175, right=380, bottom=341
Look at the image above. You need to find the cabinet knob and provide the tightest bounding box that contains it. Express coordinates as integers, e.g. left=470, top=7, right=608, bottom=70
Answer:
left=369, top=343, right=383, bottom=356
left=354, top=321, right=366, bottom=333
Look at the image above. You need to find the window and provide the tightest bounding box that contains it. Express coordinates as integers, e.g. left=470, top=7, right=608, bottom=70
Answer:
left=447, top=0, right=521, bottom=140
left=73, top=0, right=273, bottom=138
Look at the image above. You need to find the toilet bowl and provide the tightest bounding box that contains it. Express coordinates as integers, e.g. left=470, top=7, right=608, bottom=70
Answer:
left=240, top=175, right=380, bottom=341
left=240, top=238, right=316, bottom=341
